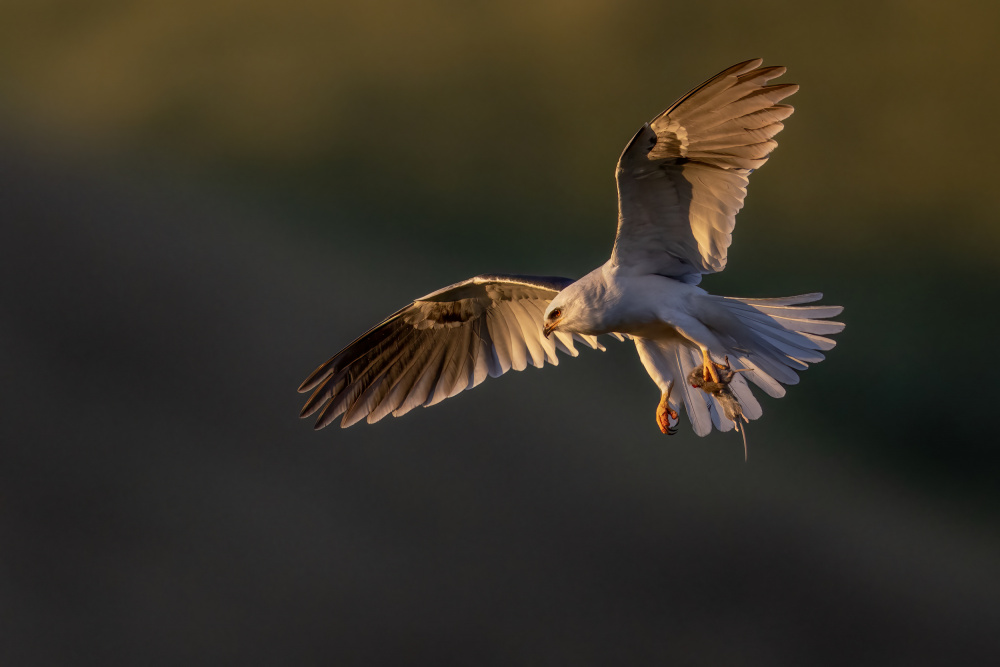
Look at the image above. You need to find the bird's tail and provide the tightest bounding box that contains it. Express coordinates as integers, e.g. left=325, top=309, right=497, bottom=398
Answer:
left=711, top=292, right=844, bottom=399
left=637, top=293, right=844, bottom=438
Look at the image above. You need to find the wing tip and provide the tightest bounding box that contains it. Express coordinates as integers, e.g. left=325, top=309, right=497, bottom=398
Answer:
left=733, top=58, right=764, bottom=74
left=297, top=372, right=323, bottom=393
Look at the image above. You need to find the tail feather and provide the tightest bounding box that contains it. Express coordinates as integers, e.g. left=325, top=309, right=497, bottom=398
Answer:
left=634, top=293, right=842, bottom=438
left=673, top=345, right=714, bottom=437
left=733, top=292, right=823, bottom=306
left=730, top=307, right=843, bottom=340
left=736, top=336, right=803, bottom=385
left=740, top=320, right=825, bottom=360
left=752, top=330, right=823, bottom=364
left=728, top=372, right=762, bottom=419
left=752, top=304, right=844, bottom=319
left=716, top=294, right=843, bottom=401
left=767, top=315, right=844, bottom=336
left=733, top=354, right=786, bottom=398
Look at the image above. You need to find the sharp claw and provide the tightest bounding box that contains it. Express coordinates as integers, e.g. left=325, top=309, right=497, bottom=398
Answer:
left=657, top=412, right=678, bottom=435
left=655, top=386, right=679, bottom=435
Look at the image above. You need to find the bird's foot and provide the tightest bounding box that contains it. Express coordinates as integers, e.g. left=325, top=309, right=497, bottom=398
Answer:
left=656, top=392, right=679, bottom=435
left=701, top=348, right=721, bottom=384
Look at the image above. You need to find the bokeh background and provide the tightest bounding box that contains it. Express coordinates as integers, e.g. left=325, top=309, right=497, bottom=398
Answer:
left=3, top=1, right=999, bottom=664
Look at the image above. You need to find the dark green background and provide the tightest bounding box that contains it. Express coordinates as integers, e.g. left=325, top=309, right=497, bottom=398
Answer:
left=3, top=1, right=998, bottom=664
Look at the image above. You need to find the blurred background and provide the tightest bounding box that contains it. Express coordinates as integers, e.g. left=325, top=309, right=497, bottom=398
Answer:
left=2, top=1, right=999, bottom=664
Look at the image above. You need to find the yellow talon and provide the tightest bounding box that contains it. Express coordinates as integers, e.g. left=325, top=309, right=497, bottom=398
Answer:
left=701, top=348, right=720, bottom=384
left=656, top=383, right=679, bottom=435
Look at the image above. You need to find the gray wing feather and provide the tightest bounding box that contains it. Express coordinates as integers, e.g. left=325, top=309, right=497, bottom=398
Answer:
left=551, top=330, right=581, bottom=357
left=299, top=274, right=617, bottom=429
left=485, top=308, right=513, bottom=376
left=612, top=59, right=798, bottom=281
left=498, top=305, right=529, bottom=371
left=509, top=299, right=548, bottom=368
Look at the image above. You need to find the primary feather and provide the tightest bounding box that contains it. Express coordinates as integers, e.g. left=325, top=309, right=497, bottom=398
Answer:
left=299, top=275, right=609, bottom=428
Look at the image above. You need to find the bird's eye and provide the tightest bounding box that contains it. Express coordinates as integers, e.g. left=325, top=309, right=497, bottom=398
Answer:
left=549, top=309, right=561, bottom=319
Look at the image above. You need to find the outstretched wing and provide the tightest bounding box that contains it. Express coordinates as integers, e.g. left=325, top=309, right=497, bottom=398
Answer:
left=611, top=59, right=798, bottom=282
left=299, top=274, right=616, bottom=429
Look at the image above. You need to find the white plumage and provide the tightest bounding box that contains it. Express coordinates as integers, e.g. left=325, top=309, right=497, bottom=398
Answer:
left=300, top=59, right=844, bottom=437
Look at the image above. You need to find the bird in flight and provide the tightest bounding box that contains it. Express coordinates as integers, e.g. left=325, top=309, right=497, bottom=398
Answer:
left=299, top=59, right=844, bottom=438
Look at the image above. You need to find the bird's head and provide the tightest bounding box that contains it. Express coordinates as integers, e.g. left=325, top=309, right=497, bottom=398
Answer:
left=543, top=281, right=595, bottom=337
left=543, top=270, right=615, bottom=337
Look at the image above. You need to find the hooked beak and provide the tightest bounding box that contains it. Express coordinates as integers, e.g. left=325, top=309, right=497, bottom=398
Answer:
left=543, top=319, right=560, bottom=338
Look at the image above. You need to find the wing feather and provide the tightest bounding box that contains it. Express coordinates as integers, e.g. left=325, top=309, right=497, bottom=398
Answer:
left=611, top=59, right=797, bottom=280
left=521, top=299, right=561, bottom=364
left=551, top=330, right=580, bottom=357
left=367, top=340, right=430, bottom=423
left=405, top=342, right=450, bottom=411
left=425, top=328, right=466, bottom=407
left=506, top=299, right=547, bottom=369
left=378, top=343, right=437, bottom=419
left=299, top=274, right=621, bottom=428
left=469, top=318, right=492, bottom=385
left=496, top=304, right=529, bottom=372
left=485, top=308, right=514, bottom=376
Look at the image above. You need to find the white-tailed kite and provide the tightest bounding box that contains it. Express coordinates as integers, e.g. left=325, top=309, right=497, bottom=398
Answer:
left=299, top=59, right=844, bottom=438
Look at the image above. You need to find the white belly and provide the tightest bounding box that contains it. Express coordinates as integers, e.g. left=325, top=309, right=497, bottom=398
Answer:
left=602, top=272, right=705, bottom=339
